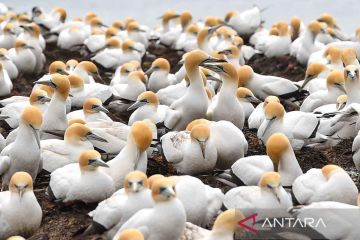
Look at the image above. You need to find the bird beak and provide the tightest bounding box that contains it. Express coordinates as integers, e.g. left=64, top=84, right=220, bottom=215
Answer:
left=58, top=69, right=69, bottom=75
left=92, top=72, right=103, bottom=83
left=89, top=158, right=109, bottom=168
left=0, top=115, right=10, bottom=120
left=30, top=125, right=41, bottom=149
left=338, top=102, right=346, bottom=111
left=93, top=105, right=109, bottom=113
left=299, top=74, right=316, bottom=91
left=38, top=95, right=51, bottom=103
left=178, top=59, right=185, bottom=65
left=247, top=95, right=262, bottom=104
left=218, top=49, right=232, bottom=55
left=86, top=132, right=108, bottom=142
left=18, top=187, right=26, bottom=199
left=208, top=24, right=222, bottom=35
left=336, top=84, right=346, bottom=94
left=261, top=118, right=274, bottom=137
left=271, top=186, right=281, bottom=203
left=161, top=186, right=176, bottom=198
left=198, top=140, right=206, bottom=159
left=145, top=67, right=155, bottom=76
left=130, top=46, right=142, bottom=53
left=136, top=28, right=146, bottom=33
left=206, top=74, right=222, bottom=83
left=127, top=100, right=147, bottom=111
left=273, top=161, right=279, bottom=172
left=200, top=57, right=227, bottom=73
left=131, top=181, right=142, bottom=192
left=347, top=70, right=357, bottom=80
left=34, top=77, right=56, bottom=88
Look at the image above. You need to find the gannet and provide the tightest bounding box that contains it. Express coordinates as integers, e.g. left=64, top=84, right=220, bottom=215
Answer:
left=8, top=39, right=36, bottom=75
left=70, top=61, right=102, bottom=84
left=47, top=150, right=114, bottom=203
left=128, top=91, right=168, bottom=125
left=292, top=164, right=359, bottom=205
left=103, top=121, right=152, bottom=189
left=35, top=73, right=70, bottom=139
left=162, top=123, right=217, bottom=174
left=237, top=65, right=298, bottom=100
left=146, top=58, right=176, bottom=92
left=164, top=50, right=225, bottom=130
left=0, top=106, right=42, bottom=189
left=224, top=6, right=261, bottom=36
left=206, top=62, right=245, bottom=129
left=110, top=62, right=138, bottom=86
left=248, top=96, right=280, bottom=129
left=114, top=177, right=186, bottom=240
left=186, top=119, right=248, bottom=169
left=84, top=171, right=153, bottom=238
left=181, top=209, right=245, bottom=240
left=223, top=172, right=293, bottom=220
left=0, top=48, right=18, bottom=80
left=0, top=89, right=50, bottom=128
left=0, top=23, right=16, bottom=49
left=258, top=101, right=324, bottom=150
left=231, top=133, right=302, bottom=187
left=300, top=70, right=346, bottom=112
left=0, top=172, right=42, bottom=239
left=67, top=97, right=111, bottom=122
left=41, top=123, right=106, bottom=172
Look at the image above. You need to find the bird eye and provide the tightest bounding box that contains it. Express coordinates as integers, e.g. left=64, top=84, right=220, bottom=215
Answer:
left=129, top=182, right=133, bottom=186
left=138, top=180, right=143, bottom=185
left=267, top=184, right=273, bottom=189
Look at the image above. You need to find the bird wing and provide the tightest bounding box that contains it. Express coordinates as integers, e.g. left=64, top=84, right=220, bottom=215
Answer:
left=0, top=156, right=10, bottom=176
left=261, top=78, right=298, bottom=96
left=164, top=108, right=182, bottom=129
left=180, top=222, right=209, bottom=240
left=292, top=169, right=325, bottom=204
left=161, top=131, right=187, bottom=163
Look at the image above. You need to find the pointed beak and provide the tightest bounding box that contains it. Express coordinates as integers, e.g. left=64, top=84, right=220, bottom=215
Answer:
left=218, top=49, right=232, bottom=55
left=335, top=84, right=346, bottom=94
left=247, top=95, right=262, bottom=104
left=58, top=69, right=69, bottom=75
left=261, top=118, right=274, bottom=138
left=161, top=186, right=176, bottom=198
left=127, top=100, right=147, bottom=111
left=89, top=158, right=109, bottom=168
left=137, top=28, right=146, bottom=33
left=145, top=67, right=155, bottom=76
left=18, top=187, right=26, bottom=199
left=86, top=132, right=108, bottom=143
left=38, top=95, right=51, bottom=103
left=93, top=105, right=109, bottom=113
left=131, top=181, right=142, bottom=192
left=198, top=140, right=206, bottom=159
left=206, top=74, right=222, bottom=83
left=0, top=115, right=10, bottom=120
left=338, top=102, right=346, bottom=111
left=273, top=161, right=279, bottom=172
left=178, top=59, right=185, bottom=65
left=34, top=78, right=56, bottom=88
left=347, top=70, right=357, bottom=80
left=130, top=46, right=142, bottom=53
left=271, top=186, right=281, bottom=203
left=30, top=125, right=41, bottom=149
left=92, top=72, right=103, bottom=83
left=299, top=75, right=316, bottom=91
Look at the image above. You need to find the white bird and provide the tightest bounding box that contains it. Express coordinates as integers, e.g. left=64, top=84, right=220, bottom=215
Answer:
left=293, top=21, right=325, bottom=65
left=67, top=97, right=111, bottom=122
left=180, top=209, right=244, bottom=240
left=113, top=177, right=186, bottom=240
left=237, top=65, right=298, bottom=100
left=224, top=6, right=261, bottom=36
left=84, top=171, right=154, bottom=238
left=186, top=119, right=248, bottom=169
left=0, top=106, right=42, bottom=189
left=0, top=62, right=12, bottom=97
left=92, top=39, right=142, bottom=70
left=35, top=74, right=70, bottom=139
left=156, top=77, right=189, bottom=106
left=103, top=121, right=153, bottom=189
left=69, top=74, right=113, bottom=108
left=41, top=123, right=107, bottom=172
left=0, top=172, right=42, bottom=239
left=0, top=88, right=50, bottom=128
left=57, top=26, right=88, bottom=50
left=0, top=48, right=18, bottom=80
left=342, top=48, right=360, bottom=67
left=47, top=150, right=114, bottom=203
left=146, top=58, right=176, bottom=92
left=299, top=63, right=330, bottom=94
left=255, top=21, right=291, bottom=58
left=257, top=101, right=324, bottom=150
left=110, top=61, right=138, bottom=86
left=300, top=70, right=346, bottom=112
left=231, top=133, right=303, bottom=187
left=32, top=7, right=67, bottom=30
left=344, top=65, right=360, bottom=105
left=290, top=196, right=360, bottom=240
left=70, top=60, right=103, bottom=84
left=8, top=40, right=36, bottom=75
left=223, top=172, right=293, bottom=220
left=162, top=123, right=217, bottom=174
left=128, top=91, right=168, bottom=125
left=206, top=62, right=245, bottom=129
left=84, top=27, right=118, bottom=53
left=0, top=23, right=16, bottom=49
left=248, top=96, right=280, bottom=129
left=164, top=50, right=223, bottom=130
left=292, top=164, right=359, bottom=205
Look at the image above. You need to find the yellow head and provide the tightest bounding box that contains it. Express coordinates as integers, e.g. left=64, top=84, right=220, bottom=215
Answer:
left=68, top=74, right=85, bottom=88
left=117, top=229, right=144, bottom=240
left=213, top=209, right=245, bottom=234
left=264, top=101, right=285, bottom=120
left=341, top=48, right=357, bottom=66
left=21, top=105, right=42, bottom=129
left=151, top=177, right=176, bottom=202
left=336, top=95, right=347, bottom=110
left=130, top=121, right=153, bottom=152
left=237, top=65, right=254, bottom=87
left=266, top=133, right=291, bottom=168
left=29, top=89, right=50, bottom=105
left=78, top=150, right=108, bottom=171
left=64, top=123, right=92, bottom=142
left=326, top=70, right=345, bottom=91
left=48, top=61, right=67, bottom=74
left=9, top=172, right=34, bottom=197
left=322, top=164, right=343, bottom=180
left=124, top=171, right=149, bottom=193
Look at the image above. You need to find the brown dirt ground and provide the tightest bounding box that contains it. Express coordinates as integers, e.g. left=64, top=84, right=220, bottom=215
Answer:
left=0, top=42, right=358, bottom=240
